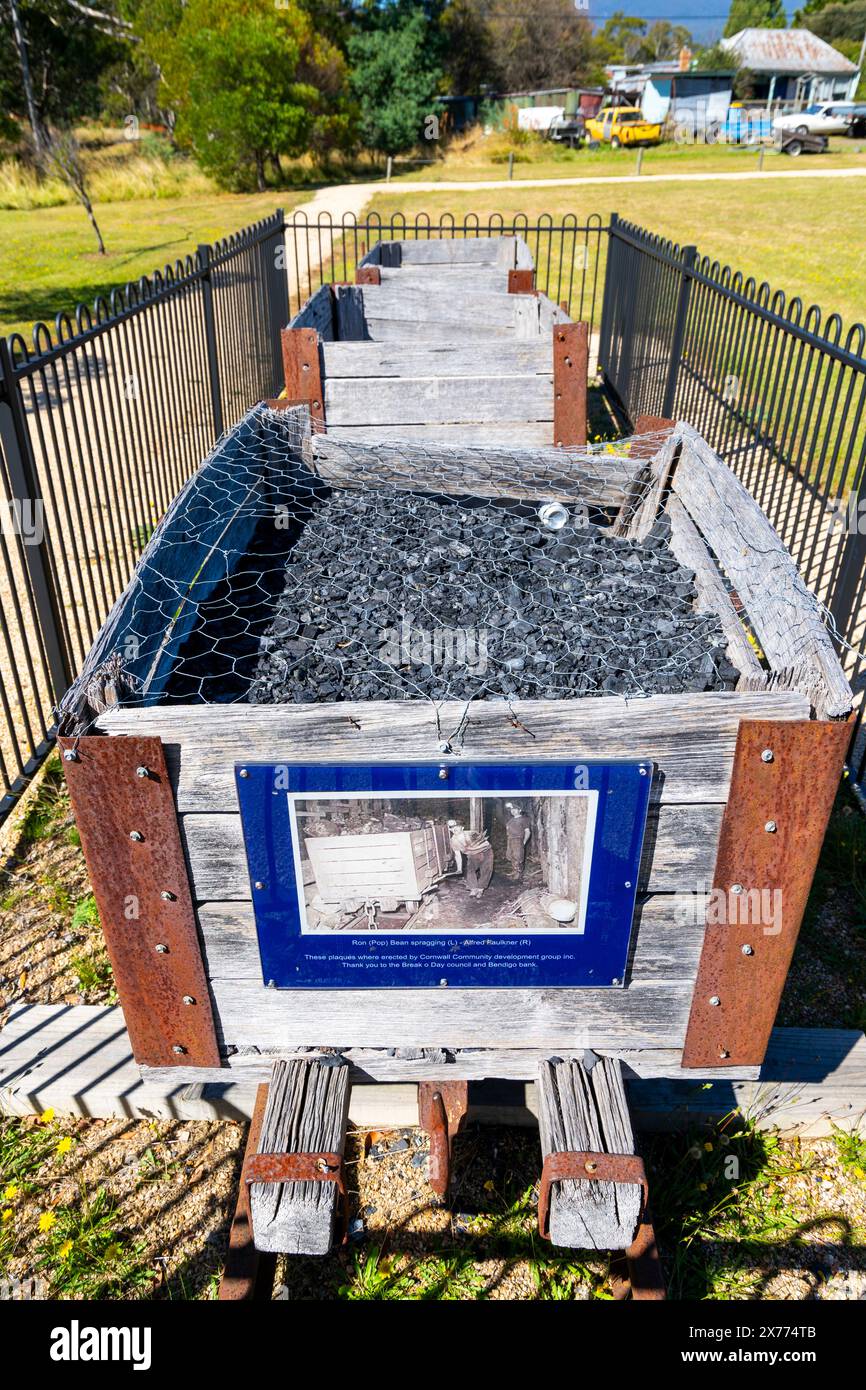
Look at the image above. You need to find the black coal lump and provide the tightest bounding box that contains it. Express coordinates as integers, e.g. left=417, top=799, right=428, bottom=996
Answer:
left=249, top=492, right=738, bottom=704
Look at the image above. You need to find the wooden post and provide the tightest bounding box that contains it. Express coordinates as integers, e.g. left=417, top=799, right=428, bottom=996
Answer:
left=553, top=321, right=588, bottom=447
left=280, top=327, right=325, bottom=428
left=249, top=1059, right=350, bottom=1255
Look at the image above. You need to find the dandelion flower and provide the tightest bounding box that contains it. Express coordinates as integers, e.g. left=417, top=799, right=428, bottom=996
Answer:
left=39, top=1108, right=55, bottom=1124
left=1, top=1209, right=12, bottom=1224
left=483, top=1179, right=494, bottom=1192
left=38, top=1211, right=57, bottom=1233
left=3, top=1182, right=18, bottom=1201
left=704, top=1142, right=714, bottom=1152
left=56, top=1136, right=73, bottom=1156
left=59, top=1239, right=74, bottom=1261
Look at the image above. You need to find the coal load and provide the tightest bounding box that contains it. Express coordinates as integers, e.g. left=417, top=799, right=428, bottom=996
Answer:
left=250, top=489, right=740, bottom=704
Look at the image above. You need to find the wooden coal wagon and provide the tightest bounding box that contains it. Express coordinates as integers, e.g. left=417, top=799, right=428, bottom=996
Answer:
left=306, top=822, right=452, bottom=915
left=50, top=238, right=855, bottom=1294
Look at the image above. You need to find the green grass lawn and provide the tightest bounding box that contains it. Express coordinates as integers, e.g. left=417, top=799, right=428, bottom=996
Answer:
left=397, top=133, right=866, bottom=184
left=0, top=191, right=308, bottom=343
left=370, top=175, right=866, bottom=330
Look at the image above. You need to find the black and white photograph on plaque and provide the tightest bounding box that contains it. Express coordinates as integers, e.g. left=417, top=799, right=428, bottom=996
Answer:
left=288, top=791, right=598, bottom=934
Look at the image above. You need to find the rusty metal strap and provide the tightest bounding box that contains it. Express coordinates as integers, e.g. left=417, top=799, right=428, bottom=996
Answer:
left=538, top=1151, right=648, bottom=1242
left=244, top=1149, right=349, bottom=1245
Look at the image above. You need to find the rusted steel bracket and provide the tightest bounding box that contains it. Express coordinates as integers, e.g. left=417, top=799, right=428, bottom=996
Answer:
left=553, top=321, right=588, bottom=447
left=59, top=735, right=220, bottom=1068
left=418, top=1081, right=469, bottom=1199
left=280, top=326, right=325, bottom=427
left=682, top=717, right=850, bottom=1069
left=220, top=1085, right=277, bottom=1301
left=538, top=1151, right=665, bottom=1301
left=508, top=268, right=536, bottom=294
left=356, top=265, right=381, bottom=285
left=244, top=1150, right=349, bottom=1244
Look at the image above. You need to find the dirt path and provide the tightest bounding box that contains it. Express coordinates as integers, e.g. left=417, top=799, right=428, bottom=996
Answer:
left=307, top=167, right=866, bottom=198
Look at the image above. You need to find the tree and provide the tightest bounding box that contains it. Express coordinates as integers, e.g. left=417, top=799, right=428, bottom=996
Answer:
left=347, top=5, right=442, bottom=156
left=440, top=0, right=499, bottom=95
left=484, top=0, right=594, bottom=91
left=723, top=0, right=786, bottom=37
left=591, top=12, right=649, bottom=66
left=800, top=0, right=866, bottom=44
left=636, top=20, right=693, bottom=63
left=155, top=0, right=351, bottom=190
left=40, top=125, right=106, bottom=251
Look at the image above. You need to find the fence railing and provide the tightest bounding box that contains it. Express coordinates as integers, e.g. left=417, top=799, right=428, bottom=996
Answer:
left=0, top=209, right=287, bottom=818
left=599, top=212, right=866, bottom=779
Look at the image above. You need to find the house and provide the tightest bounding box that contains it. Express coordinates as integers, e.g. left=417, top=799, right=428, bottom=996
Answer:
left=607, top=62, right=735, bottom=129
left=721, top=27, right=860, bottom=105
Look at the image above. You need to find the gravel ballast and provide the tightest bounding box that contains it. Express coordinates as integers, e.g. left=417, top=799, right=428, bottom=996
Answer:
left=251, top=490, right=740, bottom=704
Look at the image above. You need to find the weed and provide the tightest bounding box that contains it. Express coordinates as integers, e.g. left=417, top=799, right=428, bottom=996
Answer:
left=831, top=1126, right=866, bottom=1179
left=70, top=947, right=115, bottom=997
left=71, top=894, right=99, bottom=930
left=17, top=757, right=67, bottom=844
left=35, top=1186, right=153, bottom=1299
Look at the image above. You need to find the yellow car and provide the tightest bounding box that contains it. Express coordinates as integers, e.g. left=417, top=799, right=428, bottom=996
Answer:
left=585, top=106, right=662, bottom=148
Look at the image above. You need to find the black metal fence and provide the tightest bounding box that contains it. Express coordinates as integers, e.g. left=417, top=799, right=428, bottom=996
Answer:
left=0, top=209, right=287, bottom=817
left=599, top=213, right=866, bottom=777
left=3, top=204, right=866, bottom=818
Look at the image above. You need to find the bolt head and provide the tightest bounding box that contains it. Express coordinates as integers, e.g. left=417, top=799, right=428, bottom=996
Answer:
left=254, top=880, right=265, bottom=891
left=719, top=1049, right=730, bottom=1060
left=62, top=749, right=77, bottom=762
left=611, top=977, right=621, bottom=986
left=161, top=890, right=176, bottom=902
left=624, top=881, right=632, bottom=889
left=741, top=944, right=754, bottom=956
left=239, top=768, right=249, bottom=778
left=129, top=830, right=143, bottom=842
left=437, top=741, right=451, bottom=754
left=764, top=820, right=777, bottom=833
left=709, top=995, right=721, bottom=1007
left=761, top=749, right=774, bottom=763
left=155, top=944, right=168, bottom=953
left=438, top=768, right=449, bottom=781
left=731, top=883, right=743, bottom=894
left=439, top=978, right=448, bottom=987
left=135, top=765, right=149, bottom=778
left=172, top=1044, right=186, bottom=1055
left=584, top=1160, right=598, bottom=1173
left=182, top=995, right=195, bottom=1006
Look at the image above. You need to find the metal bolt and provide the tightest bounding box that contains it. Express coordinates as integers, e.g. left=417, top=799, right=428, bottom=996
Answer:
left=254, top=880, right=265, bottom=891
left=129, top=830, right=143, bottom=842
left=161, top=890, right=176, bottom=902
left=709, top=995, right=721, bottom=1007
left=611, top=977, right=621, bottom=986
left=731, top=883, right=743, bottom=894
left=584, top=1160, right=598, bottom=1173
left=155, top=944, right=168, bottom=954
left=764, top=820, right=777, bottom=833
left=741, top=944, right=754, bottom=956
left=761, top=749, right=774, bottom=763
left=438, top=768, right=449, bottom=781
left=437, top=741, right=451, bottom=754
left=624, top=881, right=632, bottom=889
left=135, top=765, right=150, bottom=778
left=439, top=978, right=448, bottom=987
left=239, top=768, right=249, bottom=778
left=316, top=1158, right=330, bottom=1172
left=182, top=995, right=195, bottom=1006
left=639, top=765, right=648, bottom=776
left=172, top=1044, right=186, bottom=1055
left=62, top=749, right=78, bottom=762
left=267, top=979, right=275, bottom=989
left=719, top=1049, right=730, bottom=1059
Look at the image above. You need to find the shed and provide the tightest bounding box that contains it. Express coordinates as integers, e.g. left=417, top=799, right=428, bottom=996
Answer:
left=721, top=27, right=860, bottom=104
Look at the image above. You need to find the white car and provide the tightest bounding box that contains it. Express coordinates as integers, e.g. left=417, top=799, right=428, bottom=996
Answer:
left=773, top=103, right=856, bottom=136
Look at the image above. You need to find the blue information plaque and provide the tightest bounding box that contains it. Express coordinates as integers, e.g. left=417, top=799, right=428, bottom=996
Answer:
left=235, top=760, right=652, bottom=990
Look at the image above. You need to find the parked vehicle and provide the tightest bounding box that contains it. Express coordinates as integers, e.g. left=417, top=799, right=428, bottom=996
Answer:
left=547, top=113, right=586, bottom=148
left=846, top=104, right=866, bottom=137
left=773, top=103, right=857, bottom=137
left=585, top=106, right=661, bottom=148
left=713, top=104, right=774, bottom=145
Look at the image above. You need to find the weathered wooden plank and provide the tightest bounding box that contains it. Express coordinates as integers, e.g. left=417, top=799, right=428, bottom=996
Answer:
left=323, top=421, right=549, bottom=445
left=250, top=1059, right=350, bottom=1256
left=377, top=267, right=508, bottom=291
left=332, top=284, right=367, bottom=342
left=180, top=803, right=724, bottom=901
left=364, top=319, right=517, bottom=344
left=359, top=284, right=519, bottom=327
left=673, top=425, right=852, bottom=718
left=97, top=692, right=812, bottom=813
left=323, top=373, right=553, bottom=427
left=537, top=1056, right=641, bottom=1249
left=307, top=431, right=632, bottom=503
left=666, top=495, right=765, bottom=685
left=394, top=237, right=522, bottom=267
left=195, top=896, right=707, bottom=988
left=322, top=341, right=550, bottom=380
left=207, top=975, right=693, bottom=1050
left=289, top=283, right=334, bottom=339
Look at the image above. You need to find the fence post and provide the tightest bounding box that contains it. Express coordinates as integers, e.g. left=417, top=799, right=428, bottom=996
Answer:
left=597, top=212, right=620, bottom=377
left=269, top=209, right=289, bottom=395
left=661, top=244, right=697, bottom=419
left=197, top=242, right=225, bottom=440
left=0, top=342, right=72, bottom=699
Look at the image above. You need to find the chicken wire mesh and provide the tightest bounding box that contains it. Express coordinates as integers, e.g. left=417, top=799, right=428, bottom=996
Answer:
left=58, top=403, right=748, bottom=741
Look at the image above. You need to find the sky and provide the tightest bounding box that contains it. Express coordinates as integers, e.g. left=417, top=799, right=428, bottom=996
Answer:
left=587, top=2, right=800, bottom=45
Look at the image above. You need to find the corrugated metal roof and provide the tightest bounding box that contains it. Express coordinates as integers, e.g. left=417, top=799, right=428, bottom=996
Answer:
left=722, top=27, right=858, bottom=75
